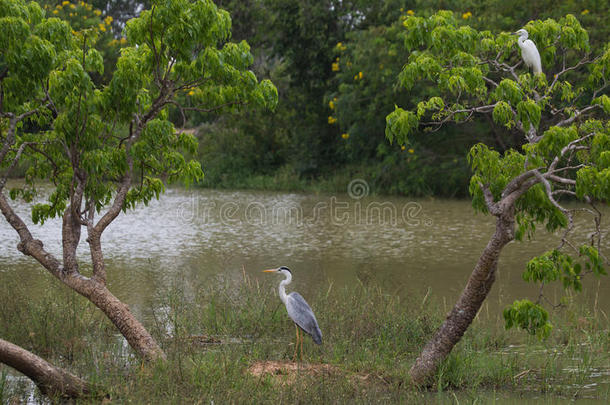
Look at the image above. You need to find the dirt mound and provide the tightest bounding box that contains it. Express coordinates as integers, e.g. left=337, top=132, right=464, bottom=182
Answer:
left=247, top=361, right=384, bottom=386
left=247, top=361, right=338, bottom=384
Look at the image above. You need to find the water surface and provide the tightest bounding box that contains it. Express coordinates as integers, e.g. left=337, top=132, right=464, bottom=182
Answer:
left=1, top=184, right=608, bottom=320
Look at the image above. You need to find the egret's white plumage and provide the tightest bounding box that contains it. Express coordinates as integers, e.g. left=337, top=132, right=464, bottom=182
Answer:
left=514, top=29, right=542, bottom=75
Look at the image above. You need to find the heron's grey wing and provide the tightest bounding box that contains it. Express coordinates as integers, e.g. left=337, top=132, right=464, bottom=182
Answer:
left=286, top=292, right=322, bottom=344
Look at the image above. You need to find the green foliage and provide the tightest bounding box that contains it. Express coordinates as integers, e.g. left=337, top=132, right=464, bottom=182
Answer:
left=524, top=249, right=582, bottom=290
left=385, top=10, right=609, bottom=342
left=516, top=98, right=541, bottom=129
left=385, top=107, right=418, bottom=145
left=506, top=245, right=606, bottom=338
left=576, top=166, right=610, bottom=201
left=593, top=94, right=610, bottom=114
left=2, top=0, right=276, bottom=224
left=503, top=299, right=552, bottom=339
left=579, top=244, right=607, bottom=276
left=492, top=101, right=513, bottom=128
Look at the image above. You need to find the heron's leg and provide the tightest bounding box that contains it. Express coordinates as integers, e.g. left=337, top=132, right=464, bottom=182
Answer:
left=296, top=328, right=301, bottom=361
left=293, top=324, right=299, bottom=361
left=301, top=332, right=303, bottom=361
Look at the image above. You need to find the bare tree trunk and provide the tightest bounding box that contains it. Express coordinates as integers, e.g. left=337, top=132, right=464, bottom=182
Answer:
left=64, top=275, right=167, bottom=362
left=409, top=209, right=516, bottom=385
left=0, top=338, right=90, bottom=399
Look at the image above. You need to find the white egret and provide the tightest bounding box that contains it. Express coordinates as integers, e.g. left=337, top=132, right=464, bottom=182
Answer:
left=263, top=266, right=322, bottom=360
left=513, top=29, right=542, bottom=75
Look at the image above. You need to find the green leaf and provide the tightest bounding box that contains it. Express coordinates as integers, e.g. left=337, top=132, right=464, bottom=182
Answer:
left=492, top=101, right=513, bottom=128
left=385, top=106, right=418, bottom=145
left=516, top=99, right=541, bottom=129
left=503, top=299, right=552, bottom=339
left=593, top=95, right=610, bottom=114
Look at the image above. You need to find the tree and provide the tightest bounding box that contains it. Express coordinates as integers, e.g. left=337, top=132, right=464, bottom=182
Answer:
left=262, top=0, right=410, bottom=176
left=385, top=11, right=609, bottom=385
left=1, top=0, right=276, bottom=394
left=327, top=9, right=479, bottom=196
left=0, top=338, right=90, bottom=398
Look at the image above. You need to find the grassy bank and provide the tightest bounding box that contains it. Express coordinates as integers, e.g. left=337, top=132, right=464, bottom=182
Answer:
left=197, top=161, right=471, bottom=198
left=1, top=274, right=609, bottom=403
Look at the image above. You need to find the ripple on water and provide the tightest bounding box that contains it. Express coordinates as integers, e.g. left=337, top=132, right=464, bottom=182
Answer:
left=1, top=185, right=608, bottom=319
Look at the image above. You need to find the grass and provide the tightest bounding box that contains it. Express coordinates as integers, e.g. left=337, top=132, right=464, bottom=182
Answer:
left=197, top=160, right=471, bottom=198
left=0, top=273, right=609, bottom=403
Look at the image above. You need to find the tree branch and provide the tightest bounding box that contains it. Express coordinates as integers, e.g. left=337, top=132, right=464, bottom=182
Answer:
left=554, top=105, right=601, bottom=128
left=0, top=142, right=32, bottom=191
left=548, top=132, right=595, bottom=172
left=0, top=192, right=64, bottom=278
left=547, top=54, right=598, bottom=95
left=0, top=338, right=91, bottom=399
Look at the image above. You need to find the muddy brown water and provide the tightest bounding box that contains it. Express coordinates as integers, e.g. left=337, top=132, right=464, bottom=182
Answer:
left=1, top=184, right=607, bottom=320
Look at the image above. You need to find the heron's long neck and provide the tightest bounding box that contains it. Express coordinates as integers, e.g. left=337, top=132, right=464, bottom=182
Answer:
left=517, top=35, right=527, bottom=48
left=278, top=272, right=292, bottom=304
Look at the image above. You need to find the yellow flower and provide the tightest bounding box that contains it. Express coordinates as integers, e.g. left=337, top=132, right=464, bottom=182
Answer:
left=71, top=30, right=77, bottom=35
left=401, top=145, right=406, bottom=151
left=120, top=37, right=127, bottom=44
left=332, top=62, right=339, bottom=72
left=98, top=23, right=106, bottom=32
left=69, top=12, right=73, bottom=16
left=52, top=9, right=59, bottom=14
left=462, top=11, right=472, bottom=19
left=406, top=10, right=414, bottom=16
left=329, top=100, right=335, bottom=109
left=358, top=71, right=363, bottom=79
left=328, top=116, right=337, bottom=124
left=341, top=133, right=349, bottom=140
left=408, top=148, right=414, bottom=154
left=105, top=16, right=113, bottom=24
left=62, top=1, right=70, bottom=5
left=188, top=90, right=195, bottom=96
left=94, top=9, right=102, bottom=16
left=581, top=9, right=589, bottom=15
left=70, top=4, right=76, bottom=9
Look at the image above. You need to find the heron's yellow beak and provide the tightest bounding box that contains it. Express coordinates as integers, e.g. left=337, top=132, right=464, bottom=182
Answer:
left=262, top=269, right=276, bottom=273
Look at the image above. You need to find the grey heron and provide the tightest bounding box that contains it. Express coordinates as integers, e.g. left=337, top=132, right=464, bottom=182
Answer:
left=263, top=266, right=322, bottom=360
left=513, top=28, right=543, bottom=75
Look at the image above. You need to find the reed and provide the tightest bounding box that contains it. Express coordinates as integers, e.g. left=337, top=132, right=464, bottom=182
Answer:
left=0, top=273, right=608, bottom=403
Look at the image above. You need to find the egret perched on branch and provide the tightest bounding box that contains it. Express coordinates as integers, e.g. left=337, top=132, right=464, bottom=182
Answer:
left=513, top=29, right=543, bottom=75
left=263, top=266, right=322, bottom=360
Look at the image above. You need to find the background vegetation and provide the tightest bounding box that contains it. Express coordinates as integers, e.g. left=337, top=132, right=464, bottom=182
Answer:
left=8, top=1, right=608, bottom=197
left=194, top=0, right=609, bottom=196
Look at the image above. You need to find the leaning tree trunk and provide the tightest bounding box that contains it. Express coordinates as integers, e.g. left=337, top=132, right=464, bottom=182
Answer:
left=65, top=274, right=167, bottom=362
left=409, top=207, right=516, bottom=385
left=0, top=193, right=166, bottom=362
left=16, top=235, right=166, bottom=362
left=0, top=338, right=90, bottom=399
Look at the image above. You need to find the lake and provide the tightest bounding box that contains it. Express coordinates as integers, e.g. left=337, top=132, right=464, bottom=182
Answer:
left=1, top=182, right=608, bottom=323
